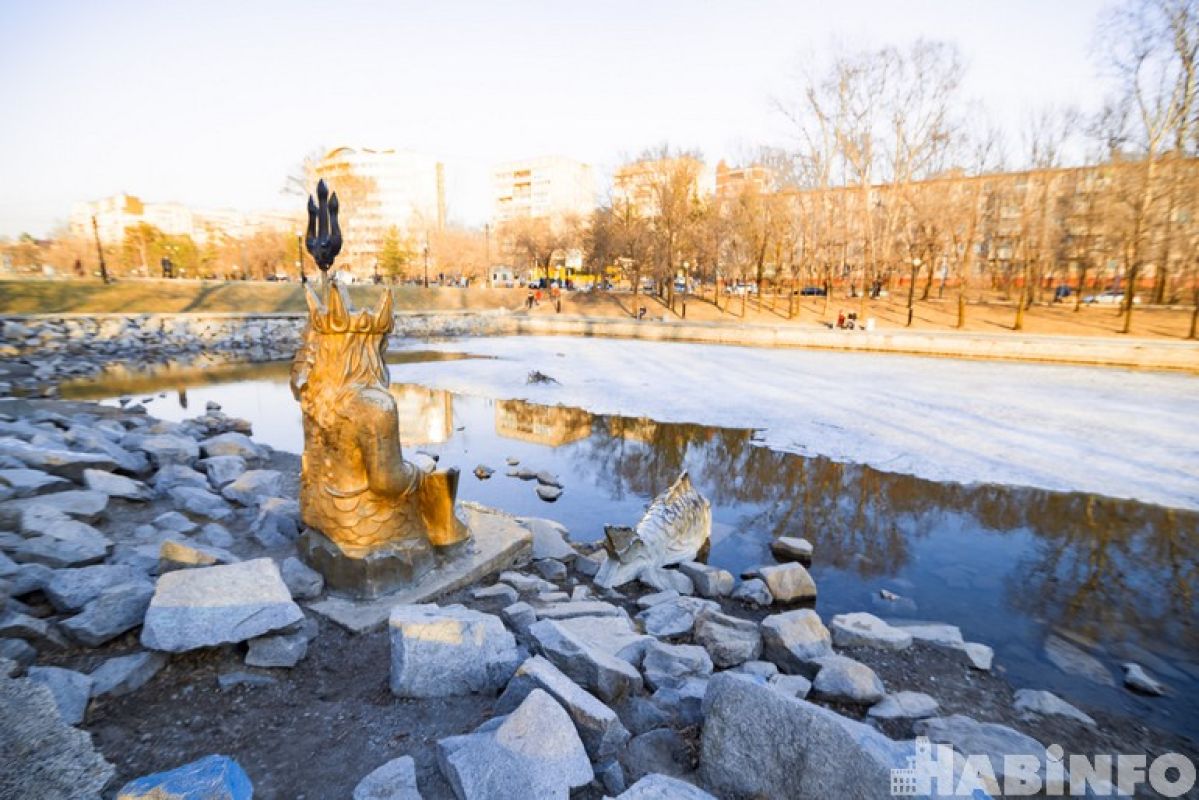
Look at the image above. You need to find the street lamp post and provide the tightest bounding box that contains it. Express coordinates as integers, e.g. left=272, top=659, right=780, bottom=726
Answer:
left=423, top=238, right=430, bottom=288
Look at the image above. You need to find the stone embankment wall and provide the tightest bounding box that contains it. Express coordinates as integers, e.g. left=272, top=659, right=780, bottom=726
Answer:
left=2, top=309, right=1196, bottom=377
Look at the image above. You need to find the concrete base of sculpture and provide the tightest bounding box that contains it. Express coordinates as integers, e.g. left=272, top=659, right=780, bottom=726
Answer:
left=308, top=503, right=533, bottom=633
left=299, top=528, right=441, bottom=601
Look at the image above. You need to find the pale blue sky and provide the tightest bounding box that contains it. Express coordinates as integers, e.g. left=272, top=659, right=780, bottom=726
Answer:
left=0, top=0, right=1110, bottom=237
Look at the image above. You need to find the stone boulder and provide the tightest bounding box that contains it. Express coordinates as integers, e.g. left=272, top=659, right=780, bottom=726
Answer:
left=116, top=754, right=252, bottom=800
left=122, top=433, right=200, bottom=468
left=700, top=672, right=922, bottom=800
left=199, top=455, right=247, bottom=489
left=0, top=674, right=114, bottom=799
left=528, top=616, right=648, bottom=704
left=150, top=465, right=210, bottom=494
left=868, top=691, right=939, bottom=720
left=729, top=577, right=772, bottom=607
left=1013, top=689, right=1096, bottom=725
left=497, top=654, right=630, bottom=761
left=245, top=632, right=308, bottom=668
left=692, top=608, right=761, bottom=668
left=26, top=666, right=93, bottom=725
left=811, top=654, right=886, bottom=704
left=758, top=562, right=817, bottom=602
left=831, top=612, right=913, bottom=651
left=353, top=755, right=421, bottom=800
left=635, top=596, right=718, bottom=638
left=167, top=486, right=232, bottom=520
left=615, top=774, right=717, bottom=799
left=0, top=467, right=69, bottom=498
left=89, top=652, right=167, bottom=698
left=280, top=556, right=324, bottom=600
left=141, top=559, right=304, bottom=652
left=769, top=536, right=813, bottom=562
left=519, top=517, right=575, bottom=561
left=220, top=469, right=282, bottom=507
left=81, top=469, right=153, bottom=502
left=60, top=581, right=155, bottom=646
left=200, top=432, right=266, bottom=464
left=677, top=561, right=734, bottom=598
left=0, top=437, right=118, bottom=482
left=437, top=689, right=592, bottom=799
left=914, top=714, right=1048, bottom=792
left=641, top=640, right=713, bottom=691
left=43, top=564, right=146, bottom=611
left=760, top=609, right=832, bottom=673
left=389, top=604, right=521, bottom=697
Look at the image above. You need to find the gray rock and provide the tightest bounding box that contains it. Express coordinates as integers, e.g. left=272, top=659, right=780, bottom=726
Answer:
left=0, top=611, right=66, bottom=647
left=0, top=638, right=36, bottom=668
left=498, top=570, right=556, bottom=594
left=64, top=427, right=149, bottom=475
left=732, top=660, right=778, bottom=680
left=1123, top=662, right=1165, bottom=695
left=0, top=673, right=114, bottom=798
left=636, top=566, right=693, bottom=595
left=520, top=517, right=575, bottom=561
left=89, top=652, right=167, bottom=697
left=167, top=485, right=232, bottom=520
left=677, top=561, right=733, bottom=598
left=769, top=536, right=813, bottom=562
left=245, top=632, right=308, bottom=668
left=964, top=642, right=994, bottom=671
left=635, top=596, right=718, bottom=638
left=811, top=654, right=885, bottom=704
left=899, top=623, right=966, bottom=648
left=915, top=714, right=1048, bottom=791
left=831, top=612, right=913, bottom=650
left=621, top=728, right=693, bottom=783
left=528, top=616, right=647, bottom=704
left=693, top=608, right=761, bottom=667
left=4, top=489, right=109, bottom=526
left=251, top=497, right=300, bottom=545
left=81, top=469, right=153, bottom=501
left=500, top=601, right=537, bottom=636
left=616, top=774, right=717, bottom=799
left=635, top=590, right=679, bottom=609
left=0, top=467, right=69, bottom=498
left=1014, top=688, right=1096, bottom=725
left=641, top=640, right=713, bottom=691
left=196, top=522, right=234, bottom=549
left=280, top=556, right=324, bottom=600
left=437, top=689, right=592, bottom=799
left=0, top=437, right=118, bottom=482
left=124, top=433, right=199, bottom=467
left=153, top=510, right=197, bottom=535
left=768, top=673, right=812, bottom=698
left=150, top=465, right=209, bottom=494
left=536, top=485, right=562, bottom=502
left=497, top=654, right=630, bottom=761
left=60, top=581, right=155, bottom=646
left=533, top=600, right=627, bottom=622
left=868, top=691, right=940, bottom=720
left=758, top=562, right=817, bottom=602
left=389, top=604, right=521, bottom=697
left=701, top=672, right=920, bottom=800
left=471, top=583, right=518, bottom=605
left=353, top=755, right=421, bottom=800
left=572, top=551, right=602, bottom=577
left=729, top=577, right=772, bottom=607
left=596, top=760, right=625, bottom=795
left=532, top=558, right=567, bottom=581
left=27, top=665, right=93, bottom=725
left=116, top=754, right=252, bottom=799
left=1, top=516, right=112, bottom=568
left=199, top=455, right=247, bottom=489
left=760, top=609, right=832, bottom=673
left=200, top=432, right=266, bottom=464
left=141, top=558, right=304, bottom=652
left=43, top=564, right=146, bottom=611
left=220, top=469, right=282, bottom=507
left=1044, top=634, right=1114, bottom=686
left=649, top=678, right=708, bottom=727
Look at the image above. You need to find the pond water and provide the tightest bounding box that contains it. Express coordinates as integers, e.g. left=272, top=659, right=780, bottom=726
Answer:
left=61, top=351, right=1199, bottom=741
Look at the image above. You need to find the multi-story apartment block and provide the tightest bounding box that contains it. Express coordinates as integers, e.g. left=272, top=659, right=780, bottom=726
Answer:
left=491, top=156, right=596, bottom=226
left=315, top=147, right=445, bottom=276
left=612, top=156, right=716, bottom=218
left=69, top=194, right=297, bottom=245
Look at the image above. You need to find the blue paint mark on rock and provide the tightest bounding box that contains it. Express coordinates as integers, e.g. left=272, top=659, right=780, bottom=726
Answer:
left=117, top=754, right=252, bottom=800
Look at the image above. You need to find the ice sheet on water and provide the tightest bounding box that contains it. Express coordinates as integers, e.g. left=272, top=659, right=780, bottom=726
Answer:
left=390, top=336, right=1199, bottom=512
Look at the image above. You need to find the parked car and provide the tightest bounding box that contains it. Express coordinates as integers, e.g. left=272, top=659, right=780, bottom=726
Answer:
left=799, top=286, right=827, bottom=296
left=1053, top=285, right=1071, bottom=300
left=1085, top=290, right=1140, bottom=305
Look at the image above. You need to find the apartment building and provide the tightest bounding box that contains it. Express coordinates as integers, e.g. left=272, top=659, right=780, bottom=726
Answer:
left=491, top=156, right=595, bottom=225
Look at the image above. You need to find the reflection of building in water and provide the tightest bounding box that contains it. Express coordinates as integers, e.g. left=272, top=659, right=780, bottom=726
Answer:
left=495, top=399, right=592, bottom=447
left=607, top=416, right=662, bottom=444
left=389, top=384, right=453, bottom=445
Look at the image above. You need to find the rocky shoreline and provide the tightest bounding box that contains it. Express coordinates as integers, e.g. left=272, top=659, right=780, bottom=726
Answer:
left=0, top=398, right=1194, bottom=796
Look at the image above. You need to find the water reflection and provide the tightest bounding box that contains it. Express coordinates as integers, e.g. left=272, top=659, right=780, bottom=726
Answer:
left=64, top=362, right=1199, bottom=740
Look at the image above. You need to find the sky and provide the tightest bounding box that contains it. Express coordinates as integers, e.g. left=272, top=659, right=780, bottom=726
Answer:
left=0, top=0, right=1112, bottom=238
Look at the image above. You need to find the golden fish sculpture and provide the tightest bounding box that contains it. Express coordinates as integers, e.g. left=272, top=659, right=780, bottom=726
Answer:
left=290, top=283, right=469, bottom=597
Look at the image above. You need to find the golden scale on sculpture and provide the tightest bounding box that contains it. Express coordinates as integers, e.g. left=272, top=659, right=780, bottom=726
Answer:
left=290, top=180, right=470, bottom=598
